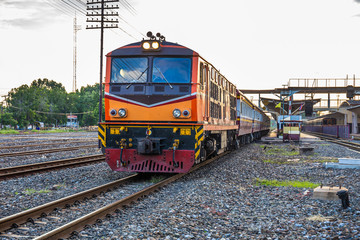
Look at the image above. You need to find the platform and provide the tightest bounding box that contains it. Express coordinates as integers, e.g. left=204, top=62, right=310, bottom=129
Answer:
left=261, top=132, right=320, bottom=143
left=324, top=158, right=360, bottom=169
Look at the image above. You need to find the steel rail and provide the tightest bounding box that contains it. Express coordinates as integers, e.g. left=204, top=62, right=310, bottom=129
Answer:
left=34, top=152, right=229, bottom=240
left=0, top=174, right=138, bottom=233
left=0, top=145, right=98, bottom=157
left=0, top=140, right=96, bottom=150
left=0, top=154, right=105, bottom=180
left=305, top=132, right=360, bottom=151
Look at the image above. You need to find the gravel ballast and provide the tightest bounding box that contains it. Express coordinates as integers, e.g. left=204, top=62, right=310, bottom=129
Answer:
left=1, top=133, right=360, bottom=239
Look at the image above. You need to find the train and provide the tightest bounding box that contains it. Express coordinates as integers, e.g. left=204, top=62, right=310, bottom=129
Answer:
left=302, top=112, right=350, bottom=138
left=98, top=32, right=270, bottom=173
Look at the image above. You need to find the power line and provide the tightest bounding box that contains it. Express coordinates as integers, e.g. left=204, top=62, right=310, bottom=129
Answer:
left=61, top=0, right=87, bottom=15
left=119, top=0, right=136, bottom=15
left=47, top=0, right=143, bottom=40
left=45, top=0, right=75, bottom=18
left=118, top=16, right=145, bottom=37
left=117, top=26, right=137, bottom=40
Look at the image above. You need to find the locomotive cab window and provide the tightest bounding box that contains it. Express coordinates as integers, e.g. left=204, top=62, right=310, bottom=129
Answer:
left=200, top=62, right=204, bottom=85
left=111, top=57, right=148, bottom=83
left=152, top=57, right=191, bottom=83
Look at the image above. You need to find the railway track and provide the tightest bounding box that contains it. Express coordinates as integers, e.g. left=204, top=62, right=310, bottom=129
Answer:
left=0, top=144, right=98, bottom=157
left=0, top=152, right=228, bottom=239
left=305, top=132, right=360, bottom=152
left=0, top=140, right=95, bottom=150
left=0, top=138, right=97, bottom=146
left=0, top=154, right=105, bottom=180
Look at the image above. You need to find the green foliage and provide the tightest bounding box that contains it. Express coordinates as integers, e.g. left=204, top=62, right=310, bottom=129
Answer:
left=0, top=112, right=18, bottom=126
left=150, top=175, right=166, bottom=183
left=4, top=79, right=103, bottom=128
left=0, top=129, right=19, bottom=134
left=313, top=158, right=338, bottom=163
left=23, top=188, right=51, bottom=195
left=255, top=178, right=320, bottom=188
left=261, top=145, right=299, bottom=156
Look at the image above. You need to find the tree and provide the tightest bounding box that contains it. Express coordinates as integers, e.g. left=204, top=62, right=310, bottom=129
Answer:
left=6, top=79, right=68, bottom=128
left=5, top=79, right=101, bottom=128
left=75, top=84, right=102, bottom=126
left=0, top=112, right=18, bottom=128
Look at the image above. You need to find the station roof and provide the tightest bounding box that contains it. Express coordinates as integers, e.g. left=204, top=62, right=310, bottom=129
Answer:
left=261, top=97, right=321, bottom=115
left=345, top=104, right=360, bottom=114
left=305, top=112, right=345, bottom=122
left=339, top=100, right=360, bottom=108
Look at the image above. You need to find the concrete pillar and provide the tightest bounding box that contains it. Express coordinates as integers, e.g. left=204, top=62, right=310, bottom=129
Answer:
left=352, top=112, right=358, bottom=134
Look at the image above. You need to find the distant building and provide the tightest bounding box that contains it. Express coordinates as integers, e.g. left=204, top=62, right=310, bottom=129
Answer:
left=66, top=115, right=79, bottom=128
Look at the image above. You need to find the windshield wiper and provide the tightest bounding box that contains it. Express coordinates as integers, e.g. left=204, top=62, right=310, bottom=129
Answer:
left=154, top=66, right=173, bottom=89
left=126, top=67, right=148, bottom=89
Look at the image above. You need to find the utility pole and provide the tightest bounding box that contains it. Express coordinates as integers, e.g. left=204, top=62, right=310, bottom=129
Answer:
left=73, top=13, right=81, bottom=92
left=86, top=0, right=119, bottom=125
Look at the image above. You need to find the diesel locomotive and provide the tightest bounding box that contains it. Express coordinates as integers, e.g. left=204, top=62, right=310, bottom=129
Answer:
left=98, top=32, right=270, bottom=173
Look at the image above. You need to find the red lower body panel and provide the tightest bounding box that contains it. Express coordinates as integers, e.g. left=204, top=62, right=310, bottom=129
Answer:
left=105, top=149, right=195, bottom=173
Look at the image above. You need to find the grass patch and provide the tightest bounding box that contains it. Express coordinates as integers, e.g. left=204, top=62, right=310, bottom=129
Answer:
left=255, top=178, right=320, bottom=188
left=23, top=188, right=51, bottom=195
left=0, top=129, right=19, bottom=134
left=261, top=145, right=299, bottom=156
left=313, top=158, right=338, bottom=163
left=150, top=175, right=166, bottom=183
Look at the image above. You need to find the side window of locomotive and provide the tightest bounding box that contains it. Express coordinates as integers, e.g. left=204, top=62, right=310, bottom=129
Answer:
left=111, top=57, right=148, bottom=83
left=200, top=62, right=204, bottom=86
left=152, top=57, right=191, bottom=83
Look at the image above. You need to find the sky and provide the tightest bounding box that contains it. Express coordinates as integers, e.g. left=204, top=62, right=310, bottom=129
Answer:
left=1, top=0, right=360, bottom=102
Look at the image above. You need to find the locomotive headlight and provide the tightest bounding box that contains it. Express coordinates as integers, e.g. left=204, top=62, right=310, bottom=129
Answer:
left=182, top=109, right=191, bottom=118
left=142, top=42, right=150, bottom=50
left=118, top=108, right=127, bottom=118
left=141, top=40, right=161, bottom=51
left=110, top=109, right=117, bottom=116
left=152, top=41, right=159, bottom=49
left=173, top=109, right=181, bottom=118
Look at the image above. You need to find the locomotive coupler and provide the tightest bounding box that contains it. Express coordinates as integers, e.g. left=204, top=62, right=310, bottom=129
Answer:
left=172, top=140, right=179, bottom=168
left=117, top=139, right=127, bottom=167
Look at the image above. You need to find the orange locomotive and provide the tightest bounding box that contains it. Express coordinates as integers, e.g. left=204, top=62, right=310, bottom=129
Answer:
left=98, top=32, right=268, bottom=173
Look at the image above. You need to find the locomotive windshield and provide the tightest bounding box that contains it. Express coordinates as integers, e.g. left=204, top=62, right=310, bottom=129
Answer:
left=111, top=57, right=148, bottom=83
left=110, top=57, right=191, bottom=84
left=152, top=57, right=191, bottom=83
